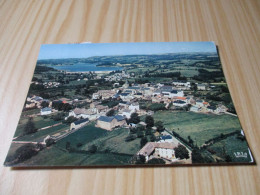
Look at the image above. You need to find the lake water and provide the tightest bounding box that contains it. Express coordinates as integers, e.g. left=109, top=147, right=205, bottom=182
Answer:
left=50, top=63, right=123, bottom=72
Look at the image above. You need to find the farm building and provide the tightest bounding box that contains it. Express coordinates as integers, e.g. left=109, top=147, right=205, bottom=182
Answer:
left=137, top=142, right=178, bottom=162
left=96, top=115, right=126, bottom=131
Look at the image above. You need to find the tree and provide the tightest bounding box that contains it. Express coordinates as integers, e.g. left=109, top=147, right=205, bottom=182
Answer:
left=135, top=155, right=146, bottom=164
left=88, top=144, right=97, bottom=153
left=41, top=101, right=49, bottom=108
left=52, top=112, right=65, bottom=121
left=14, top=143, right=38, bottom=162
left=145, top=129, right=152, bottom=136
left=191, top=148, right=204, bottom=163
left=147, top=158, right=165, bottom=164
left=140, top=137, right=148, bottom=148
left=145, top=115, right=154, bottom=128
left=129, top=113, right=140, bottom=124
left=175, top=144, right=190, bottom=159
left=149, top=134, right=156, bottom=142
left=66, top=141, right=71, bottom=151
left=64, top=116, right=77, bottom=124
left=24, top=117, right=37, bottom=135
left=106, top=109, right=115, bottom=116
left=225, top=155, right=232, bottom=162
left=137, top=130, right=144, bottom=138
left=155, top=121, right=164, bottom=133
left=148, top=103, right=166, bottom=111
left=188, top=136, right=194, bottom=147
left=45, top=138, right=55, bottom=147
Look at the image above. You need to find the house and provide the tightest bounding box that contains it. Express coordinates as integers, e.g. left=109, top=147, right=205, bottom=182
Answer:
left=158, top=135, right=174, bottom=143
left=96, top=115, right=126, bottom=131
left=40, top=107, right=52, bottom=115
left=197, top=83, right=207, bottom=90
left=25, top=101, right=36, bottom=108
left=172, top=100, right=187, bottom=107
left=152, top=89, right=162, bottom=96
left=69, top=108, right=90, bottom=119
left=190, top=106, right=200, bottom=112
left=119, top=101, right=131, bottom=108
left=196, top=100, right=204, bottom=107
left=169, top=90, right=184, bottom=98
left=129, top=103, right=140, bottom=112
left=95, top=105, right=109, bottom=114
left=216, top=105, right=228, bottom=113
left=70, top=118, right=89, bottom=130
left=172, top=80, right=191, bottom=88
left=137, top=142, right=178, bottom=162
left=90, top=101, right=101, bottom=109
left=207, top=106, right=217, bottom=113
left=129, top=123, right=137, bottom=128
left=92, top=93, right=101, bottom=100
left=203, top=102, right=210, bottom=107
left=161, top=85, right=173, bottom=92
left=119, top=93, right=134, bottom=101
left=134, top=92, right=143, bottom=98
left=120, top=109, right=132, bottom=119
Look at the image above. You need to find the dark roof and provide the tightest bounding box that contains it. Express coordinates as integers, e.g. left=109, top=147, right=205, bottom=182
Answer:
left=120, top=93, right=130, bottom=96
left=113, top=94, right=120, bottom=98
left=98, top=116, right=114, bottom=122
left=114, top=115, right=125, bottom=121
left=207, top=106, right=216, bottom=110
left=74, top=118, right=89, bottom=125
left=127, top=86, right=141, bottom=90
left=173, top=100, right=186, bottom=104
left=161, top=135, right=172, bottom=140
left=98, top=115, right=125, bottom=123
left=171, top=90, right=178, bottom=94
left=161, top=86, right=173, bottom=90
left=41, top=107, right=51, bottom=112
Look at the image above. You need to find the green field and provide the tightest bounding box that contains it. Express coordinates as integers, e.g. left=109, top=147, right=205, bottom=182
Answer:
left=208, top=135, right=252, bottom=163
left=15, top=124, right=68, bottom=142
left=15, top=115, right=62, bottom=137
left=14, top=123, right=141, bottom=166
left=153, top=111, right=242, bottom=146
left=81, top=127, right=141, bottom=155
left=56, top=122, right=107, bottom=148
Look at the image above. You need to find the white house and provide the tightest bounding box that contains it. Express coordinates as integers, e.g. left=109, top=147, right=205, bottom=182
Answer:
left=190, top=106, right=200, bottom=112
left=69, top=108, right=96, bottom=119
left=92, top=93, right=101, bottom=100
left=172, top=100, right=187, bottom=107
left=197, top=84, right=207, bottom=90
left=129, top=103, right=140, bottom=112
left=70, top=118, right=89, bottom=130
left=158, top=135, right=174, bottom=143
left=137, top=142, right=178, bottom=162
left=169, top=90, right=184, bottom=98
left=172, top=80, right=191, bottom=89
left=119, top=93, right=134, bottom=101
left=120, top=109, right=132, bottom=119
left=40, top=107, right=52, bottom=115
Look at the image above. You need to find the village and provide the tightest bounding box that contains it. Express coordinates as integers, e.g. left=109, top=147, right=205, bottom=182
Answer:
left=18, top=69, right=233, bottom=164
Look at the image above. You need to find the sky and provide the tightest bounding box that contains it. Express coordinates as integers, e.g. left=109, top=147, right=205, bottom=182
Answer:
left=38, top=42, right=217, bottom=60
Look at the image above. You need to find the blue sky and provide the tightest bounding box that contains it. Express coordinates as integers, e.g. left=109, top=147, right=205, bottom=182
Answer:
left=38, top=42, right=217, bottom=60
